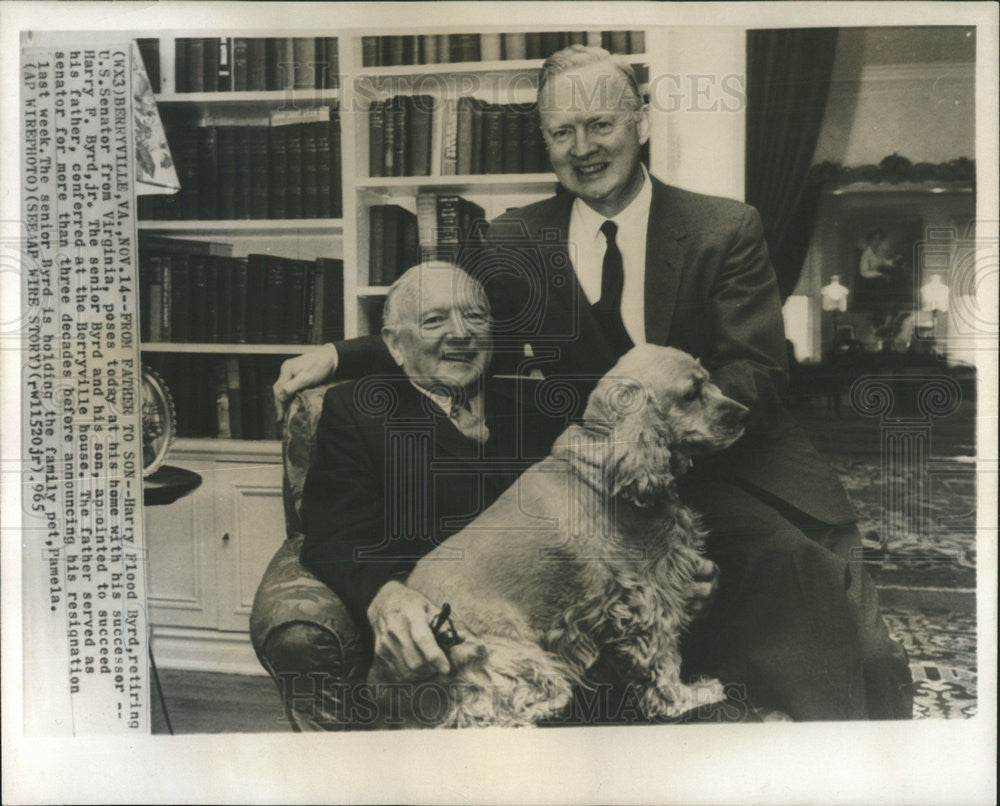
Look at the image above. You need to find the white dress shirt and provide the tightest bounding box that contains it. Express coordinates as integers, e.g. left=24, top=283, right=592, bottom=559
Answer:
left=567, top=167, right=652, bottom=345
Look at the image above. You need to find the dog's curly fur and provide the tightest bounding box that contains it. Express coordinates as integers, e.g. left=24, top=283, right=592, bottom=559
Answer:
left=368, top=345, right=749, bottom=727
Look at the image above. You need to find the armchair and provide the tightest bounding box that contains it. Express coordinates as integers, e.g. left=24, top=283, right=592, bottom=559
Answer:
left=249, top=383, right=371, bottom=731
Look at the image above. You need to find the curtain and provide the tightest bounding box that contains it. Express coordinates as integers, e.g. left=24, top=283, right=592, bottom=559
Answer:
left=745, top=28, right=839, bottom=300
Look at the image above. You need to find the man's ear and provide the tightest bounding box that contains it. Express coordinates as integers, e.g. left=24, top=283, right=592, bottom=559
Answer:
left=381, top=328, right=405, bottom=368
left=636, top=104, right=650, bottom=146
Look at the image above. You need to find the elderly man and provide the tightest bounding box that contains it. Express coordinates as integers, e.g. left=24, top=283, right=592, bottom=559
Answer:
left=283, top=46, right=911, bottom=721
left=301, top=261, right=717, bottom=689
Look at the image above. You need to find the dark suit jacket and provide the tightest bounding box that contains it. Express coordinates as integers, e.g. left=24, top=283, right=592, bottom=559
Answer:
left=300, top=372, right=566, bottom=631
left=338, top=177, right=854, bottom=526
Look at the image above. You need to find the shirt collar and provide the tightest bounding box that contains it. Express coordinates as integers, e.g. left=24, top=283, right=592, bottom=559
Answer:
left=572, top=164, right=652, bottom=240
left=409, top=380, right=483, bottom=418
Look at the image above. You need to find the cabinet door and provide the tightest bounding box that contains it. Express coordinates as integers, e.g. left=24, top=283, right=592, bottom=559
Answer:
left=213, top=458, right=284, bottom=632
left=144, top=458, right=218, bottom=629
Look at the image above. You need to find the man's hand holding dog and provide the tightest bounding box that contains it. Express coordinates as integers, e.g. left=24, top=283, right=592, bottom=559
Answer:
left=368, top=581, right=451, bottom=681
left=687, top=557, right=720, bottom=620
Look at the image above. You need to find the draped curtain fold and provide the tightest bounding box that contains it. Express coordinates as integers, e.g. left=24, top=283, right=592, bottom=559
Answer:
left=745, top=28, right=839, bottom=300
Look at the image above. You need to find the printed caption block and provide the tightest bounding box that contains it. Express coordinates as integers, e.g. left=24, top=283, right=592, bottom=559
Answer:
left=21, top=44, right=148, bottom=734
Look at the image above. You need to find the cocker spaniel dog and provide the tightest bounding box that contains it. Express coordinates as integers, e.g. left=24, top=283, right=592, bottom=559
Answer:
left=369, top=344, right=748, bottom=727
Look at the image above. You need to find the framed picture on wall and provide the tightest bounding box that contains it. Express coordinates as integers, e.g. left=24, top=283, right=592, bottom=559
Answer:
left=846, top=216, right=924, bottom=314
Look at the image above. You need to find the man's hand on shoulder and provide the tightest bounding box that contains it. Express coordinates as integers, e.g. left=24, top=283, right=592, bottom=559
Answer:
left=272, top=343, right=339, bottom=415
left=367, top=580, right=451, bottom=681
left=686, top=557, right=719, bottom=621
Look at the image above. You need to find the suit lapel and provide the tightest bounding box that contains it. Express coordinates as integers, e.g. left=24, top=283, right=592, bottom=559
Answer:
left=531, top=194, right=619, bottom=371
left=644, top=179, right=687, bottom=347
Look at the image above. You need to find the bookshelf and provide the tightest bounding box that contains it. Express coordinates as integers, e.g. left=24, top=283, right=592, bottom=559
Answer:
left=131, top=27, right=651, bottom=672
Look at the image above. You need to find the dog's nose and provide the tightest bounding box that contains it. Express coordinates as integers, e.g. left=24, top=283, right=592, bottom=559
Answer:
left=725, top=400, right=749, bottom=427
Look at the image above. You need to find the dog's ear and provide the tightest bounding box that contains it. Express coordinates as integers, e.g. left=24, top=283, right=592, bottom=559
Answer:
left=586, top=376, right=675, bottom=507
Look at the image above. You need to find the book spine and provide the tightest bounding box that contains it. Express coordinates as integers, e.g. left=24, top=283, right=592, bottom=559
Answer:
left=436, top=194, right=460, bottom=263
left=503, top=33, right=526, bottom=61
left=458, top=197, right=487, bottom=246
left=268, top=125, right=287, bottom=218
left=368, top=100, right=385, bottom=178
left=226, top=357, right=243, bottom=439
left=470, top=98, right=484, bottom=175
left=525, top=33, right=543, bottom=60
left=586, top=31, right=603, bottom=48
left=540, top=32, right=562, bottom=59
left=310, top=262, right=325, bottom=343
left=566, top=31, right=587, bottom=46
left=217, top=126, right=237, bottom=219
left=324, top=37, right=339, bottom=89
left=160, top=255, right=172, bottom=342
left=293, top=37, right=314, bottom=89
left=219, top=38, right=232, bottom=91
left=265, top=38, right=281, bottom=90
left=502, top=104, right=524, bottom=173
left=419, top=34, right=438, bottom=65
left=315, top=120, right=331, bottom=219
left=456, top=96, right=474, bottom=175
left=383, top=206, right=402, bottom=282
left=436, top=34, right=450, bottom=64
left=203, top=37, right=221, bottom=92
left=139, top=252, right=151, bottom=342
left=216, top=257, right=233, bottom=342
left=284, top=260, right=308, bottom=343
left=606, top=31, right=629, bottom=53
left=361, top=36, right=379, bottom=68
left=234, top=126, right=252, bottom=218
left=245, top=255, right=267, bottom=343
left=301, top=121, right=319, bottom=218
left=178, top=126, right=200, bottom=217
left=196, top=126, right=219, bottom=219
left=169, top=254, right=191, bottom=342
left=213, top=358, right=232, bottom=439
left=263, top=256, right=287, bottom=343
left=247, top=38, right=267, bottom=91
left=400, top=211, right=419, bottom=278
left=390, top=95, right=408, bottom=177
left=174, top=38, right=188, bottom=92
left=232, top=38, right=248, bottom=91
left=409, top=95, right=433, bottom=177
left=248, top=127, right=269, bottom=218
left=278, top=37, right=295, bottom=90
left=239, top=358, right=260, bottom=439
left=284, top=123, right=303, bottom=218
left=480, top=33, right=501, bottom=62
left=401, top=36, right=417, bottom=66
left=415, top=192, right=438, bottom=251
left=186, top=38, right=205, bottom=92
left=147, top=254, right=162, bottom=341
left=482, top=105, right=504, bottom=174
left=384, top=36, right=404, bottom=67
left=629, top=30, right=645, bottom=53
left=369, top=205, right=386, bottom=285
left=206, top=256, right=221, bottom=342
left=522, top=105, right=546, bottom=173
left=138, top=234, right=234, bottom=257
left=329, top=110, right=342, bottom=218
left=449, top=34, right=480, bottom=63
left=440, top=98, right=458, bottom=176
left=231, top=259, right=249, bottom=343
left=303, top=262, right=318, bottom=343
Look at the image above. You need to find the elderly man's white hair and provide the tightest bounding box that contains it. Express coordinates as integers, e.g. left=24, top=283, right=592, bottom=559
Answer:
left=382, top=261, right=490, bottom=331
left=537, top=44, right=643, bottom=111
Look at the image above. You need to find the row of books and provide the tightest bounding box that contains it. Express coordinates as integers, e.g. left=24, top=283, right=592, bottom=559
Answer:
left=361, top=30, right=646, bottom=67
left=145, top=354, right=285, bottom=440
left=172, top=37, right=339, bottom=92
left=368, top=97, right=546, bottom=177
left=140, top=246, right=345, bottom=345
left=139, top=109, right=342, bottom=221
left=368, top=195, right=485, bottom=285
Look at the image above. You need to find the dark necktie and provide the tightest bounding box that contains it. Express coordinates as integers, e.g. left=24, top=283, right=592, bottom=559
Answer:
left=593, top=220, right=633, bottom=355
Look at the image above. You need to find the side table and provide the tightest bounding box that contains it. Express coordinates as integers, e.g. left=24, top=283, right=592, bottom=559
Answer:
left=144, top=465, right=203, bottom=734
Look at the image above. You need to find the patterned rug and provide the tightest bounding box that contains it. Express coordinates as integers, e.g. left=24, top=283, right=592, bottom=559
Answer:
left=882, top=606, right=978, bottom=719
left=831, top=456, right=977, bottom=589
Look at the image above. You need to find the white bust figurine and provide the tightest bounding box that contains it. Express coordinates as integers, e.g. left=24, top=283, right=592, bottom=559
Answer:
left=920, top=273, right=950, bottom=313
left=820, top=275, right=850, bottom=312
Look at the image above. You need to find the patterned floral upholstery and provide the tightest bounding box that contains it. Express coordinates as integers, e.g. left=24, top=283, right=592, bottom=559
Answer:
left=249, top=383, right=370, bottom=730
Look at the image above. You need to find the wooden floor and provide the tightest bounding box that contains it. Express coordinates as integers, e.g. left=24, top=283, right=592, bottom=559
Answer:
left=151, top=668, right=293, bottom=734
